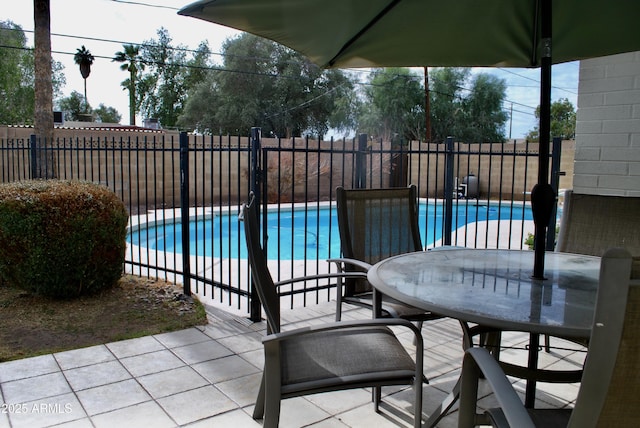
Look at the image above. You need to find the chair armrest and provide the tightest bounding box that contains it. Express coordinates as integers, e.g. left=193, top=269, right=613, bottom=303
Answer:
left=459, top=347, right=535, bottom=428
left=273, top=271, right=366, bottom=288
left=327, top=257, right=372, bottom=272
left=262, top=317, right=423, bottom=349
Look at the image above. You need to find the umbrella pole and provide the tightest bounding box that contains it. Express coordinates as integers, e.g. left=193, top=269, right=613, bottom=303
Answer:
left=532, top=0, right=554, bottom=279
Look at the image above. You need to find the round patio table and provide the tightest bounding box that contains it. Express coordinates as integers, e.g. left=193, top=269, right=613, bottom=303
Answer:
left=367, top=248, right=600, bottom=426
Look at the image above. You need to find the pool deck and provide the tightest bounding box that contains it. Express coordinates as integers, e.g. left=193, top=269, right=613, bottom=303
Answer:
left=0, top=300, right=583, bottom=428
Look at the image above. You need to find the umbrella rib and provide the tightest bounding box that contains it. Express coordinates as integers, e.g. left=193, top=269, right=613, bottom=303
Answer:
left=530, top=0, right=541, bottom=66
left=327, top=0, right=403, bottom=67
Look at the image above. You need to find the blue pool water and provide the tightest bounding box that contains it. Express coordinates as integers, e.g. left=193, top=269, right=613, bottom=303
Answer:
left=129, top=202, right=534, bottom=260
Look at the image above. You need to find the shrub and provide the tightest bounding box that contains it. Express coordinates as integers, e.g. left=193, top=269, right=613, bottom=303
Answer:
left=0, top=180, right=128, bottom=298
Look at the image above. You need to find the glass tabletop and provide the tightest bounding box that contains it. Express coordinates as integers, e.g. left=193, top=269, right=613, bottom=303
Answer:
left=367, top=249, right=600, bottom=337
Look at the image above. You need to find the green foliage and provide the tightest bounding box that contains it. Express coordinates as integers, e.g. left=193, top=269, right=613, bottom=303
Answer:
left=58, top=91, right=91, bottom=121
left=526, top=98, right=576, bottom=141
left=358, top=68, right=424, bottom=142
left=113, top=43, right=144, bottom=126
left=73, top=45, right=94, bottom=79
left=525, top=226, right=560, bottom=250
left=0, top=181, right=128, bottom=298
left=0, top=20, right=65, bottom=125
left=178, top=33, right=357, bottom=138
left=462, top=74, right=509, bottom=142
left=93, top=104, right=122, bottom=123
left=57, top=92, right=121, bottom=123
left=136, top=28, right=192, bottom=128
left=429, top=68, right=508, bottom=143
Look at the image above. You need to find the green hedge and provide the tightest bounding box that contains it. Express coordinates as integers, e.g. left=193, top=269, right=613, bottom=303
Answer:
left=0, top=180, right=128, bottom=298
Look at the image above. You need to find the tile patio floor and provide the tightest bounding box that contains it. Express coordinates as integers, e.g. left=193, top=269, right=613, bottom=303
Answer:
left=0, top=301, right=585, bottom=428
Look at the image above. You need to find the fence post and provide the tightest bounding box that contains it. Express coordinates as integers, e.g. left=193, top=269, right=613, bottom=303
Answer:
left=547, top=137, right=564, bottom=250
left=356, top=134, right=367, bottom=189
left=443, top=136, right=455, bottom=246
left=29, top=135, right=37, bottom=180
left=249, top=127, right=262, bottom=322
left=179, top=132, right=191, bottom=296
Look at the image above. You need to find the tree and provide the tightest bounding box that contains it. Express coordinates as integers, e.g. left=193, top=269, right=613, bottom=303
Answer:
left=93, top=104, right=122, bottom=124
left=58, top=91, right=90, bottom=121
left=137, top=28, right=188, bottom=128
left=0, top=20, right=35, bottom=125
left=33, top=0, right=55, bottom=177
left=462, top=73, right=508, bottom=142
left=358, top=68, right=424, bottom=142
left=73, top=45, right=94, bottom=113
left=428, top=68, right=469, bottom=143
left=57, top=92, right=121, bottom=123
left=429, top=68, right=508, bottom=143
left=526, top=98, right=576, bottom=141
left=0, top=20, right=65, bottom=126
left=113, top=44, right=144, bottom=125
left=178, top=33, right=356, bottom=137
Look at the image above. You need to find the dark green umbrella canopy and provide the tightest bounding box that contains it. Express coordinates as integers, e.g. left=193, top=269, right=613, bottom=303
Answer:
left=178, top=0, right=640, bottom=69
left=179, top=0, right=640, bottom=277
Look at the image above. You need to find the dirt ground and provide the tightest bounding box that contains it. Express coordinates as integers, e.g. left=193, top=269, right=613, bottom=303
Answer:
left=0, top=275, right=208, bottom=362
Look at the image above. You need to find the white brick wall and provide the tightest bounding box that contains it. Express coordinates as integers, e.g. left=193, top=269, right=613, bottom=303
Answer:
left=574, top=51, right=640, bottom=196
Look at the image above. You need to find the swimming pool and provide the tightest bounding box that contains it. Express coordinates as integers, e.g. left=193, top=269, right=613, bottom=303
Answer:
left=129, top=201, right=534, bottom=260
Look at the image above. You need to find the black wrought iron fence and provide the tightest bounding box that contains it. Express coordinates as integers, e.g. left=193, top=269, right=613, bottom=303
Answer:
left=0, top=129, right=567, bottom=319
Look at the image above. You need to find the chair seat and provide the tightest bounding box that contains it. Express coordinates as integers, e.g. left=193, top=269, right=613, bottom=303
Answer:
left=279, top=325, right=416, bottom=394
left=344, top=292, right=443, bottom=321
left=486, top=408, right=571, bottom=428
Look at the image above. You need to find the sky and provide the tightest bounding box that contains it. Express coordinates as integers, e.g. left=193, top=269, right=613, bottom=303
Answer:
left=6, top=0, right=580, bottom=139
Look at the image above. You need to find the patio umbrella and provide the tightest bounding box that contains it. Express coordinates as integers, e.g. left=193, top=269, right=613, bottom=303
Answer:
left=179, top=0, right=640, bottom=277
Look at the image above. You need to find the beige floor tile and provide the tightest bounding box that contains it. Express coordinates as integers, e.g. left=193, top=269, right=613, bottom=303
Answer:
left=54, top=345, right=114, bottom=370
left=0, top=354, right=59, bottom=383
left=64, top=361, right=131, bottom=391
left=170, top=340, right=234, bottom=365
left=157, top=385, right=237, bottom=426
left=192, top=354, right=259, bottom=384
left=2, top=372, right=71, bottom=404
left=76, top=379, right=151, bottom=416
left=120, top=349, right=185, bottom=377
left=137, top=366, right=209, bottom=399
left=91, top=401, right=176, bottom=428
left=106, top=336, right=165, bottom=359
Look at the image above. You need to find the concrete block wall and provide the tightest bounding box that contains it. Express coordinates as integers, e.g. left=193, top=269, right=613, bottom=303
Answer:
left=574, top=51, right=640, bottom=196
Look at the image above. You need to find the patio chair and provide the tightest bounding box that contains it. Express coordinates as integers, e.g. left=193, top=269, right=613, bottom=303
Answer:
left=241, top=196, right=424, bottom=428
left=457, top=247, right=640, bottom=428
left=330, top=186, right=442, bottom=326
left=544, top=190, right=640, bottom=351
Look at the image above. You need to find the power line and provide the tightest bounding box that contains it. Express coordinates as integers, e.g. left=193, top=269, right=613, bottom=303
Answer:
left=497, top=67, right=578, bottom=95
left=107, top=0, right=179, bottom=10
left=6, top=24, right=570, bottom=116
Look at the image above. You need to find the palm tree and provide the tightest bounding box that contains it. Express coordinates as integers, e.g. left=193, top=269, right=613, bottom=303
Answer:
left=74, top=45, right=94, bottom=113
left=113, top=44, right=144, bottom=126
left=33, top=0, right=55, bottom=178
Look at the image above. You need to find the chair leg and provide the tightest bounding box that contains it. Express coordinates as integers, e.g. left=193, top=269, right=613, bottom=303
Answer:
left=413, top=320, right=423, bottom=346
left=252, top=373, right=265, bottom=419
left=414, top=378, right=423, bottom=428
left=263, top=385, right=281, bottom=428
left=373, top=386, right=381, bottom=412
left=544, top=334, right=551, bottom=352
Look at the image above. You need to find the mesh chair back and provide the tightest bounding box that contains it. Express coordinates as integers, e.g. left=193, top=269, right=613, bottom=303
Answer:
left=242, top=199, right=280, bottom=333
left=557, top=191, right=640, bottom=275
left=336, top=186, right=423, bottom=295
left=569, top=248, right=640, bottom=427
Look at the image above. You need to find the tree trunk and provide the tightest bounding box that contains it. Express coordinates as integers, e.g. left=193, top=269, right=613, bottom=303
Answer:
left=129, top=70, right=136, bottom=126
left=33, top=0, right=56, bottom=178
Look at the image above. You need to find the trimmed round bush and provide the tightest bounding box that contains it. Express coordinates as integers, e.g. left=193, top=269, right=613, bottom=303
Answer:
left=0, top=180, right=128, bottom=298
